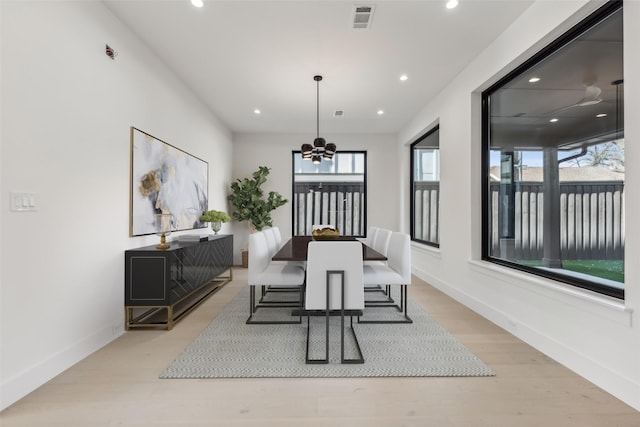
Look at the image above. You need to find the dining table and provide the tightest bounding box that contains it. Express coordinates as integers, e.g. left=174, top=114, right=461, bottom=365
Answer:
left=272, top=235, right=387, bottom=262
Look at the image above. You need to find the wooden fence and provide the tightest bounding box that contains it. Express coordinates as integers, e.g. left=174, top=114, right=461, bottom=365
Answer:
left=489, top=181, right=625, bottom=260
left=413, top=182, right=440, bottom=245
left=293, top=180, right=624, bottom=260
left=293, top=182, right=366, bottom=236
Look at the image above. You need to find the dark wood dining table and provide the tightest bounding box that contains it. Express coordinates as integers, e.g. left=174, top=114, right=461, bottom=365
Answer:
left=272, top=235, right=386, bottom=262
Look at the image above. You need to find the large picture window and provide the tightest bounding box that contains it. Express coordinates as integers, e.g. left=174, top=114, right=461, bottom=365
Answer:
left=411, top=126, right=440, bottom=247
left=482, top=2, right=624, bottom=299
left=292, top=151, right=366, bottom=236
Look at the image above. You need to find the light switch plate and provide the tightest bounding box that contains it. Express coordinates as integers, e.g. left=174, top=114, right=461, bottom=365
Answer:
left=10, top=192, right=37, bottom=212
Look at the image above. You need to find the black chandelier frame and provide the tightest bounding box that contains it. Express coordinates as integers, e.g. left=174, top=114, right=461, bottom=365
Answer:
left=301, top=75, right=336, bottom=163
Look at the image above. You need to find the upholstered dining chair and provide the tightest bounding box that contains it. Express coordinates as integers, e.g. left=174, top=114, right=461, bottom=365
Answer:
left=270, top=225, right=305, bottom=266
left=271, top=226, right=283, bottom=248
left=360, top=231, right=412, bottom=324
left=246, top=231, right=305, bottom=324
left=372, top=228, right=392, bottom=258
left=259, top=227, right=286, bottom=300
left=363, top=226, right=379, bottom=247
left=305, top=241, right=365, bottom=364
left=263, top=227, right=280, bottom=257
left=364, top=227, right=392, bottom=298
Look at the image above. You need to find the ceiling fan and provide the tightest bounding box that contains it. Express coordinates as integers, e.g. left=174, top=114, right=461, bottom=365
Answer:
left=547, top=83, right=602, bottom=116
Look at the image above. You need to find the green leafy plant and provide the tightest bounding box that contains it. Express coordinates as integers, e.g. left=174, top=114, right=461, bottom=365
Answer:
left=199, top=209, right=231, bottom=223
left=228, top=166, right=288, bottom=232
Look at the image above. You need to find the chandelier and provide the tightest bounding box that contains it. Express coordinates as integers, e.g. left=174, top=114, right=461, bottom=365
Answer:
left=301, top=75, right=336, bottom=164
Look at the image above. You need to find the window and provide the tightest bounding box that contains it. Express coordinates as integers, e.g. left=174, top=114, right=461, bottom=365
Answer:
left=411, top=126, right=440, bottom=247
left=292, top=151, right=367, bottom=236
left=482, top=2, right=624, bottom=298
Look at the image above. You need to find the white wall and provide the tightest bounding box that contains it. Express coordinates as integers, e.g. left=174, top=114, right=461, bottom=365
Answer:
left=399, top=0, right=640, bottom=410
left=0, top=1, right=233, bottom=410
left=231, top=133, right=399, bottom=265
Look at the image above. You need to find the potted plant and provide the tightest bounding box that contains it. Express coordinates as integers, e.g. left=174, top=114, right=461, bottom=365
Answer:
left=199, top=209, right=231, bottom=235
left=228, top=166, right=288, bottom=266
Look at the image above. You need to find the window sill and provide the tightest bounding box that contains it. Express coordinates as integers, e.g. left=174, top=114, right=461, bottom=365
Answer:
left=411, top=241, right=442, bottom=259
left=468, top=260, right=633, bottom=327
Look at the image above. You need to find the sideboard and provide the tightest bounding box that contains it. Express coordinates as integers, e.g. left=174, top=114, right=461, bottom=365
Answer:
left=125, top=234, right=233, bottom=330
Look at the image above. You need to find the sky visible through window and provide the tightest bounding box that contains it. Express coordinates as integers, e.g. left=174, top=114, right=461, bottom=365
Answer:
left=490, top=143, right=624, bottom=169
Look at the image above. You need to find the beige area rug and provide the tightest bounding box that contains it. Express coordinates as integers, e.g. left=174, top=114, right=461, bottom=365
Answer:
left=160, top=286, right=495, bottom=378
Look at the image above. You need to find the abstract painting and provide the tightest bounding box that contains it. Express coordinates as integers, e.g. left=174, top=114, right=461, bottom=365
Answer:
left=130, top=127, right=208, bottom=236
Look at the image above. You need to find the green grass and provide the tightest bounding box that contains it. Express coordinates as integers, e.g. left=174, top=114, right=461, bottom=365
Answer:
left=518, top=259, right=624, bottom=283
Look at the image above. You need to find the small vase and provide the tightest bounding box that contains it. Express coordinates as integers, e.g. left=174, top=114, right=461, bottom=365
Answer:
left=211, top=221, right=222, bottom=235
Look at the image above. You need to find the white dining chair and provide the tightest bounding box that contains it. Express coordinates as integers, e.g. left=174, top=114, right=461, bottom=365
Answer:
left=372, top=228, right=391, bottom=256
left=260, top=227, right=289, bottom=299
left=364, top=226, right=379, bottom=247
left=273, top=226, right=305, bottom=264
left=263, top=227, right=278, bottom=257
left=365, top=227, right=391, bottom=267
left=360, top=231, right=413, bottom=324
left=364, top=227, right=391, bottom=298
left=247, top=231, right=305, bottom=324
left=271, top=226, right=283, bottom=248
left=305, top=241, right=365, bottom=364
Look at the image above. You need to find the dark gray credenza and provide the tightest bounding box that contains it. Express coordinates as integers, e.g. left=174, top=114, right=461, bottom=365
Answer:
left=125, top=234, right=233, bottom=330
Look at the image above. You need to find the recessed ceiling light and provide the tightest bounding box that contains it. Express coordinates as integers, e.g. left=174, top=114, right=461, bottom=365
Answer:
left=550, top=118, right=559, bottom=123
left=400, top=74, right=408, bottom=81
left=446, top=0, right=459, bottom=9
left=528, top=77, right=541, bottom=83
left=377, top=110, right=384, bottom=115
left=596, top=113, right=607, bottom=118
left=191, top=0, right=204, bottom=8
left=253, top=109, right=261, bottom=115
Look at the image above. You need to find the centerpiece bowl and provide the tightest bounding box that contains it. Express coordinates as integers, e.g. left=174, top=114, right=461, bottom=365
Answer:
left=311, top=227, right=340, bottom=240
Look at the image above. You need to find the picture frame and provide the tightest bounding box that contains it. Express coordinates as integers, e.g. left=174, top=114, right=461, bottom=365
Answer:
left=129, top=127, right=208, bottom=237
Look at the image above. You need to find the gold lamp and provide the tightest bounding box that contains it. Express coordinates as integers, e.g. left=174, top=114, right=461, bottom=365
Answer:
left=154, top=213, right=173, bottom=250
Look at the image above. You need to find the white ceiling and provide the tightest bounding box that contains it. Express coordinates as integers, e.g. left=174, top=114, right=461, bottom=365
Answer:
left=103, top=0, right=534, bottom=134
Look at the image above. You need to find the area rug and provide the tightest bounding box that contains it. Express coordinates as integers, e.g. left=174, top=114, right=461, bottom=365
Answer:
left=160, top=287, right=495, bottom=378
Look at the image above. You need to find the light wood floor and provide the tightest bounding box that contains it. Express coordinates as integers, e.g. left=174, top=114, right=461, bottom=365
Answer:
left=2, top=268, right=639, bottom=426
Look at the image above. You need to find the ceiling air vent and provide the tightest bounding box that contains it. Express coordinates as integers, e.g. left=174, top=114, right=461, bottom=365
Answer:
left=352, top=5, right=375, bottom=29
left=334, top=110, right=345, bottom=118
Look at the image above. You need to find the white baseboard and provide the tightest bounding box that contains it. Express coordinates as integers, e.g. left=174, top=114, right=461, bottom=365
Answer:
left=1, top=325, right=122, bottom=411
left=412, top=266, right=640, bottom=412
